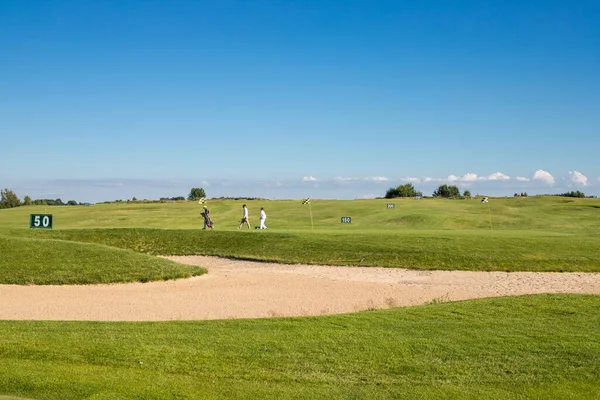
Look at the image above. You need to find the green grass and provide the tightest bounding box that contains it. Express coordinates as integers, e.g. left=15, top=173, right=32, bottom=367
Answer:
left=1, top=197, right=599, bottom=283
left=0, top=236, right=206, bottom=284
left=1, top=196, right=599, bottom=233
left=1, top=294, right=599, bottom=399
left=6, top=228, right=600, bottom=274
left=1, top=198, right=599, bottom=398
left=0, top=397, right=35, bottom=400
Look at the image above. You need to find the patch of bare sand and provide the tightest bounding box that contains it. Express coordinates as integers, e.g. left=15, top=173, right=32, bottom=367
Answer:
left=1, top=256, right=599, bottom=321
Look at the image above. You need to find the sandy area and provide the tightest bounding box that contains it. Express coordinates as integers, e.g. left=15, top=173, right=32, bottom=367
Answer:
left=1, top=256, right=599, bottom=321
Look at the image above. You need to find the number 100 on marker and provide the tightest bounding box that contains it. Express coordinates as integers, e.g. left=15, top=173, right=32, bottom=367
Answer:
left=30, top=214, right=53, bottom=229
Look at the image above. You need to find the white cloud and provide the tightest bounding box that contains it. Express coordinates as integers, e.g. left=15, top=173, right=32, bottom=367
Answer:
left=302, top=176, right=318, bottom=182
left=568, top=171, right=588, bottom=186
left=331, top=176, right=388, bottom=183
left=333, top=177, right=353, bottom=182
left=533, top=170, right=555, bottom=185
left=485, top=172, right=510, bottom=181
left=422, top=174, right=481, bottom=183
left=423, top=176, right=455, bottom=183
left=516, top=176, right=530, bottom=182
left=423, top=176, right=450, bottom=183
left=364, top=176, right=389, bottom=182
left=461, top=173, right=479, bottom=182
left=404, top=177, right=421, bottom=183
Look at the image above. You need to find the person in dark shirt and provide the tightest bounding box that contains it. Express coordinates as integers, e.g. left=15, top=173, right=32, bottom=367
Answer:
left=201, top=206, right=213, bottom=229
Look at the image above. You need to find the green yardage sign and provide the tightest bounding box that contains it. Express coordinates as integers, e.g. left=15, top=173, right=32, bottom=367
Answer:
left=30, top=214, right=53, bottom=229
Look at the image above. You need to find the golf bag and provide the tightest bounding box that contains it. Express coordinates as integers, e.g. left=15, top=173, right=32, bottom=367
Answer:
left=201, top=212, right=213, bottom=228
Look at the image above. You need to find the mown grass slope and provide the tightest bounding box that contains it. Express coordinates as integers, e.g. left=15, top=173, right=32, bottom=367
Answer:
left=0, top=199, right=599, bottom=399
left=0, top=236, right=206, bottom=284
left=1, top=196, right=599, bottom=233
left=0, top=294, right=599, bottom=399
left=1, top=197, right=599, bottom=284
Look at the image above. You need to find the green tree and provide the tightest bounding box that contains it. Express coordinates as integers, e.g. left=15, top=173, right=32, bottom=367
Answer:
left=463, top=189, right=471, bottom=198
left=561, top=190, right=586, bottom=198
left=384, top=187, right=399, bottom=198
left=188, top=188, right=206, bottom=201
left=23, top=195, right=33, bottom=205
left=384, top=183, right=422, bottom=198
left=433, top=184, right=461, bottom=198
left=0, top=188, right=21, bottom=209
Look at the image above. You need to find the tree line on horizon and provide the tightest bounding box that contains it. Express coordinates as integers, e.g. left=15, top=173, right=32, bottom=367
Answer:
left=0, top=188, right=83, bottom=209
left=0, top=187, right=208, bottom=209
left=1, top=185, right=595, bottom=210
left=384, top=183, right=472, bottom=199
left=383, top=183, right=594, bottom=200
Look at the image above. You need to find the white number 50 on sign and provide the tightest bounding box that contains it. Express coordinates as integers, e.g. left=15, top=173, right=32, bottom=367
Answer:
left=30, top=214, right=53, bottom=229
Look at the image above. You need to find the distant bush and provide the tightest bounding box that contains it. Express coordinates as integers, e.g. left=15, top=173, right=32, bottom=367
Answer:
left=32, top=198, right=65, bottom=206
left=188, top=188, right=206, bottom=201
left=0, top=188, right=21, bottom=209
left=385, top=183, right=422, bottom=198
left=560, top=191, right=586, bottom=198
left=433, top=184, right=461, bottom=199
left=160, top=196, right=186, bottom=201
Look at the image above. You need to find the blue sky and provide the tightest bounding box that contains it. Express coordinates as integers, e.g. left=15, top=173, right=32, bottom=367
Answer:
left=2, top=0, right=599, bottom=202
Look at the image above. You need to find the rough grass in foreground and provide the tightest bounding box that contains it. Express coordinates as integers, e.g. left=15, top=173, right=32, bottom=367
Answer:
left=0, top=294, right=599, bottom=399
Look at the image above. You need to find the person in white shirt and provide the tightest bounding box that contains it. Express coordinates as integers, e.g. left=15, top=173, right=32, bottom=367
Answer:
left=259, top=207, right=268, bottom=229
left=238, top=204, right=251, bottom=229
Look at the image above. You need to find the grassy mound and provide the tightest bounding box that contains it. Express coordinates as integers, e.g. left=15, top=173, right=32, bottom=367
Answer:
left=0, top=236, right=206, bottom=285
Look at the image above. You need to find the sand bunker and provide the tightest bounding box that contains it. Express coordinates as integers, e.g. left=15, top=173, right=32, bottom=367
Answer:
left=1, top=256, right=599, bottom=321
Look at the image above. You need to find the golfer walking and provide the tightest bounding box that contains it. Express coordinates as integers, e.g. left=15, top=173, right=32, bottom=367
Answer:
left=238, top=204, right=251, bottom=229
left=259, top=207, right=268, bottom=229
left=201, top=206, right=213, bottom=229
